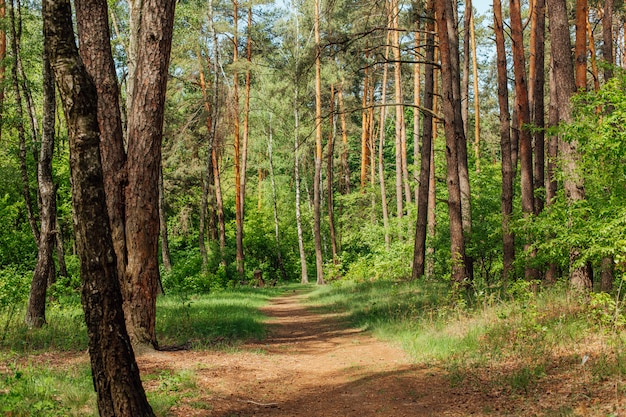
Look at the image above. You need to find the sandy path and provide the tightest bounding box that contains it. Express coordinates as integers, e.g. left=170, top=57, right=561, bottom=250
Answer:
left=138, top=290, right=487, bottom=416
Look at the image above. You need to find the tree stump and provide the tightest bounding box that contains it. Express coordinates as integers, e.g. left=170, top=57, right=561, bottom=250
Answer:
left=254, top=269, right=264, bottom=287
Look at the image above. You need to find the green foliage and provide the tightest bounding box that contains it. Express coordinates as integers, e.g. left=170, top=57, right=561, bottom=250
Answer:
left=0, top=195, right=37, bottom=269
left=0, top=267, right=30, bottom=341
left=529, top=71, right=626, bottom=275
left=0, top=363, right=97, bottom=417
left=156, top=286, right=284, bottom=348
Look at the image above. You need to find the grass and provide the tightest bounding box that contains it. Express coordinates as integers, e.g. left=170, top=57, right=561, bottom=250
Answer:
left=0, top=285, right=287, bottom=416
left=306, top=278, right=626, bottom=398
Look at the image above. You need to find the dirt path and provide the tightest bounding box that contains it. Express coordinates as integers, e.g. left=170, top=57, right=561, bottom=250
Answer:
left=139, top=290, right=489, bottom=417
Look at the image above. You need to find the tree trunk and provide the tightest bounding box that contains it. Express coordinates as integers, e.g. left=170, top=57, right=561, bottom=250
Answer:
left=412, top=1, right=435, bottom=279
left=494, top=0, right=515, bottom=283
left=378, top=27, right=392, bottom=249
left=267, top=116, right=288, bottom=281
left=547, top=0, right=592, bottom=291
left=10, top=0, right=39, bottom=246
left=55, top=216, right=68, bottom=277
left=602, top=0, right=614, bottom=82
left=26, top=51, right=56, bottom=328
left=327, top=85, right=338, bottom=264
left=294, top=85, right=309, bottom=284
left=470, top=9, right=480, bottom=172
left=435, top=0, right=468, bottom=285
left=0, top=0, right=6, bottom=141
left=360, top=53, right=370, bottom=192
left=75, top=0, right=128, bottom=287
left=232, top=0, right=244, bottom=280
left=43, top=0, right=154, bottom=412
left=600, top=256, right=614, bottom=292
left=158, top=164, right=171, bottom=273
left=575, top=0, right=588, bottom=91
left=511, top=0, right=537, bottom=279
left=392, top=0, right=406, bottom=217
left=413, top=28, right=421, bottom=204
left=529, top=0, right=546, bottom=214
left=461, top=0, right=471, bottom=136
left=124, top=0, right=176, bottom=348
left=313, top=0, right=324, bottom=285
left=338, top=82, right=350, bottom=194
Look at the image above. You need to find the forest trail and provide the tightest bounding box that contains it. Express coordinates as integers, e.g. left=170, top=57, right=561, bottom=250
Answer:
left=139, top=290, right=492, bottom=416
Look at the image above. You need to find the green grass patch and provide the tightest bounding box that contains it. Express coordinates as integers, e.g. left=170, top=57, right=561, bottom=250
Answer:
left=0, top=362, right=97, bottom=417
left=306, top=278, right=626, bottom=395
left=156, top=285, right=287, bottom=348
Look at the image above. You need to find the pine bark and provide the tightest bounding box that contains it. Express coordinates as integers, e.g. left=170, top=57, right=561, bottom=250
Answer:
left=494, top=0, right=515, bottom=282
left=412, top=2, right=435, bottom=279
left=435, top=0, right=468, bottom=285
left=602, top=0, right=614, bottom=81
left=529, top=0, right=546, bottom=214
left=75, top=0, right=128, bottom=287
left=124, top=0, right=176, bottom=348
left=43, top=0, right=154, bottom=412
left=547, top=0, right=592, bottom=291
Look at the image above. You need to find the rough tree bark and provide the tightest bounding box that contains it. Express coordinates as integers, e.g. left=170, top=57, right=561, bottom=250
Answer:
left=124, top=0, right=176, bottom=348
left=435, top=0, right=468, bottom=284
left=547, top=0, right=592, bottom=291
left=43, top=0, right=154, bottom=413
left=75, top=0, right=128, bottom=288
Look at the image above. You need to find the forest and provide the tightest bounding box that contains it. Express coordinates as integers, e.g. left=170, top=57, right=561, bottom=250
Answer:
left=1, top=0, right=626, bottom=414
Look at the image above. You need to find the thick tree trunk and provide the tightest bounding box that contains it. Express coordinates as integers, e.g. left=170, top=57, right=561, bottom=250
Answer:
left=124, top=0, right=176, bottom=348
left=435, top=0, right=468, bottom=285
left=43, top=0, right=154, bottom=413
left=313, top=0, right=324, bottom=285
left=26, top=52, right=56, bottom=328
left=75, top=0, right=128, bottom=286
left=494, top=0, right=515, bottom=283
left=412, top=3, right=435, bottom=279
left=547, top=0, right=592, bottom=291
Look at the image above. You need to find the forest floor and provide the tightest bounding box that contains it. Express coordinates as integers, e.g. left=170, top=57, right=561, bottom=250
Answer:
left=134, top=289, right=623, bottom=417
